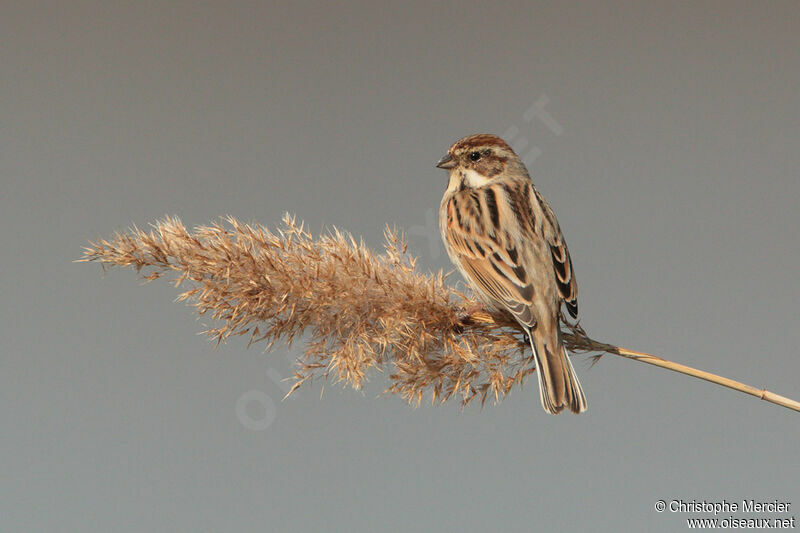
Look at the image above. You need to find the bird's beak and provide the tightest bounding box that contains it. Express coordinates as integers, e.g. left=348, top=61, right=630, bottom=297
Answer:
left=436, top=153, right=456, bottom=169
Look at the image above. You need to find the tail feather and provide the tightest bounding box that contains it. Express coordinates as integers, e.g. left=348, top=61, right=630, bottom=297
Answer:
left=529, top=329, right=587, bottom=414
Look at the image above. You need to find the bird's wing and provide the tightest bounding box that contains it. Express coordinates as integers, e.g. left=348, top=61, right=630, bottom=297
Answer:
left=443, top=186, right=537, bottom=328
left=548, top=238, right=578, bottom=318
left=535, top=187, right=579, bottom=319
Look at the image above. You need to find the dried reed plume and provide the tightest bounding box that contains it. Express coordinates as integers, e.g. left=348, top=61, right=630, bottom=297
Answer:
left=80, top=215, right=800, bottom=412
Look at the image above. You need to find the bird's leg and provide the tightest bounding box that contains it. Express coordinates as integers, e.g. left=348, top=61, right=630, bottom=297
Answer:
left=463, top=302, right=486, bottom=317
left=454, top=302, right=487, bottom=330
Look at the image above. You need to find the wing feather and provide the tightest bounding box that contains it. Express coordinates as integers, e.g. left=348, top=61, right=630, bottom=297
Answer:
left=445, top=181, right=579, bottom=324
left=537, top=187, right=579, bottom=319
left=445, top=185, right=537, bottom=328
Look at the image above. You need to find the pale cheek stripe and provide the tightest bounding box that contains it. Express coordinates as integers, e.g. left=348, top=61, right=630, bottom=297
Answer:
left=463, top=169, right=490, bottom=188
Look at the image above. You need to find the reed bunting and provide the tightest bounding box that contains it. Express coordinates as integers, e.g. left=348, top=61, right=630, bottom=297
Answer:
left=437, top=134, right=587, bottom=414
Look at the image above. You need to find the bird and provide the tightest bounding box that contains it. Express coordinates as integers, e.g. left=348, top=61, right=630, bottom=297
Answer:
left=436, top=133, right=587, bottom=414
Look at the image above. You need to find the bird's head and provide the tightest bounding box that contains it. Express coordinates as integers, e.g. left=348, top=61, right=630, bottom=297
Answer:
left=436, top=134, right=525, bottom=190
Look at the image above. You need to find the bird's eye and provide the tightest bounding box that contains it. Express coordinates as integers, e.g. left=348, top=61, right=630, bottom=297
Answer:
left=469, top=151, right=481, bottom=161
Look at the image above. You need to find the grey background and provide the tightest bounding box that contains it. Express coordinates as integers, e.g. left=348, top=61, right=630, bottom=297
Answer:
left=2, top=1, right=798, bottom=531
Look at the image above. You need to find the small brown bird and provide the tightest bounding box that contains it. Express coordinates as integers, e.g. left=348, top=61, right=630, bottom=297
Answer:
left=437, top=134, right=587, bottom=414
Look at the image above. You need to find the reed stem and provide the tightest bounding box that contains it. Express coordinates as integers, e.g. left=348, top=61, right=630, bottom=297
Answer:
left=80, top=215, right=800, bottom=413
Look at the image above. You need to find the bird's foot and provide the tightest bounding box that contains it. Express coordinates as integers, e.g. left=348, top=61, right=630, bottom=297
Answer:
left=454, top=303, right=487, bottom=330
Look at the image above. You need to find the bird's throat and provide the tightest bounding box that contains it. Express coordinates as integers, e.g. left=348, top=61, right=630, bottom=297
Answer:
left=446, top=169, right=490, bottom=194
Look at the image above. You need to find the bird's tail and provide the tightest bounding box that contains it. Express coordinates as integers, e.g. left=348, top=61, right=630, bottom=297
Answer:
left=529, top=327, right=587, bottom=414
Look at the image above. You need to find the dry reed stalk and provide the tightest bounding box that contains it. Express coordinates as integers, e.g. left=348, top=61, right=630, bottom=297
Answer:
left=79, top=215, right=800, bottom=413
